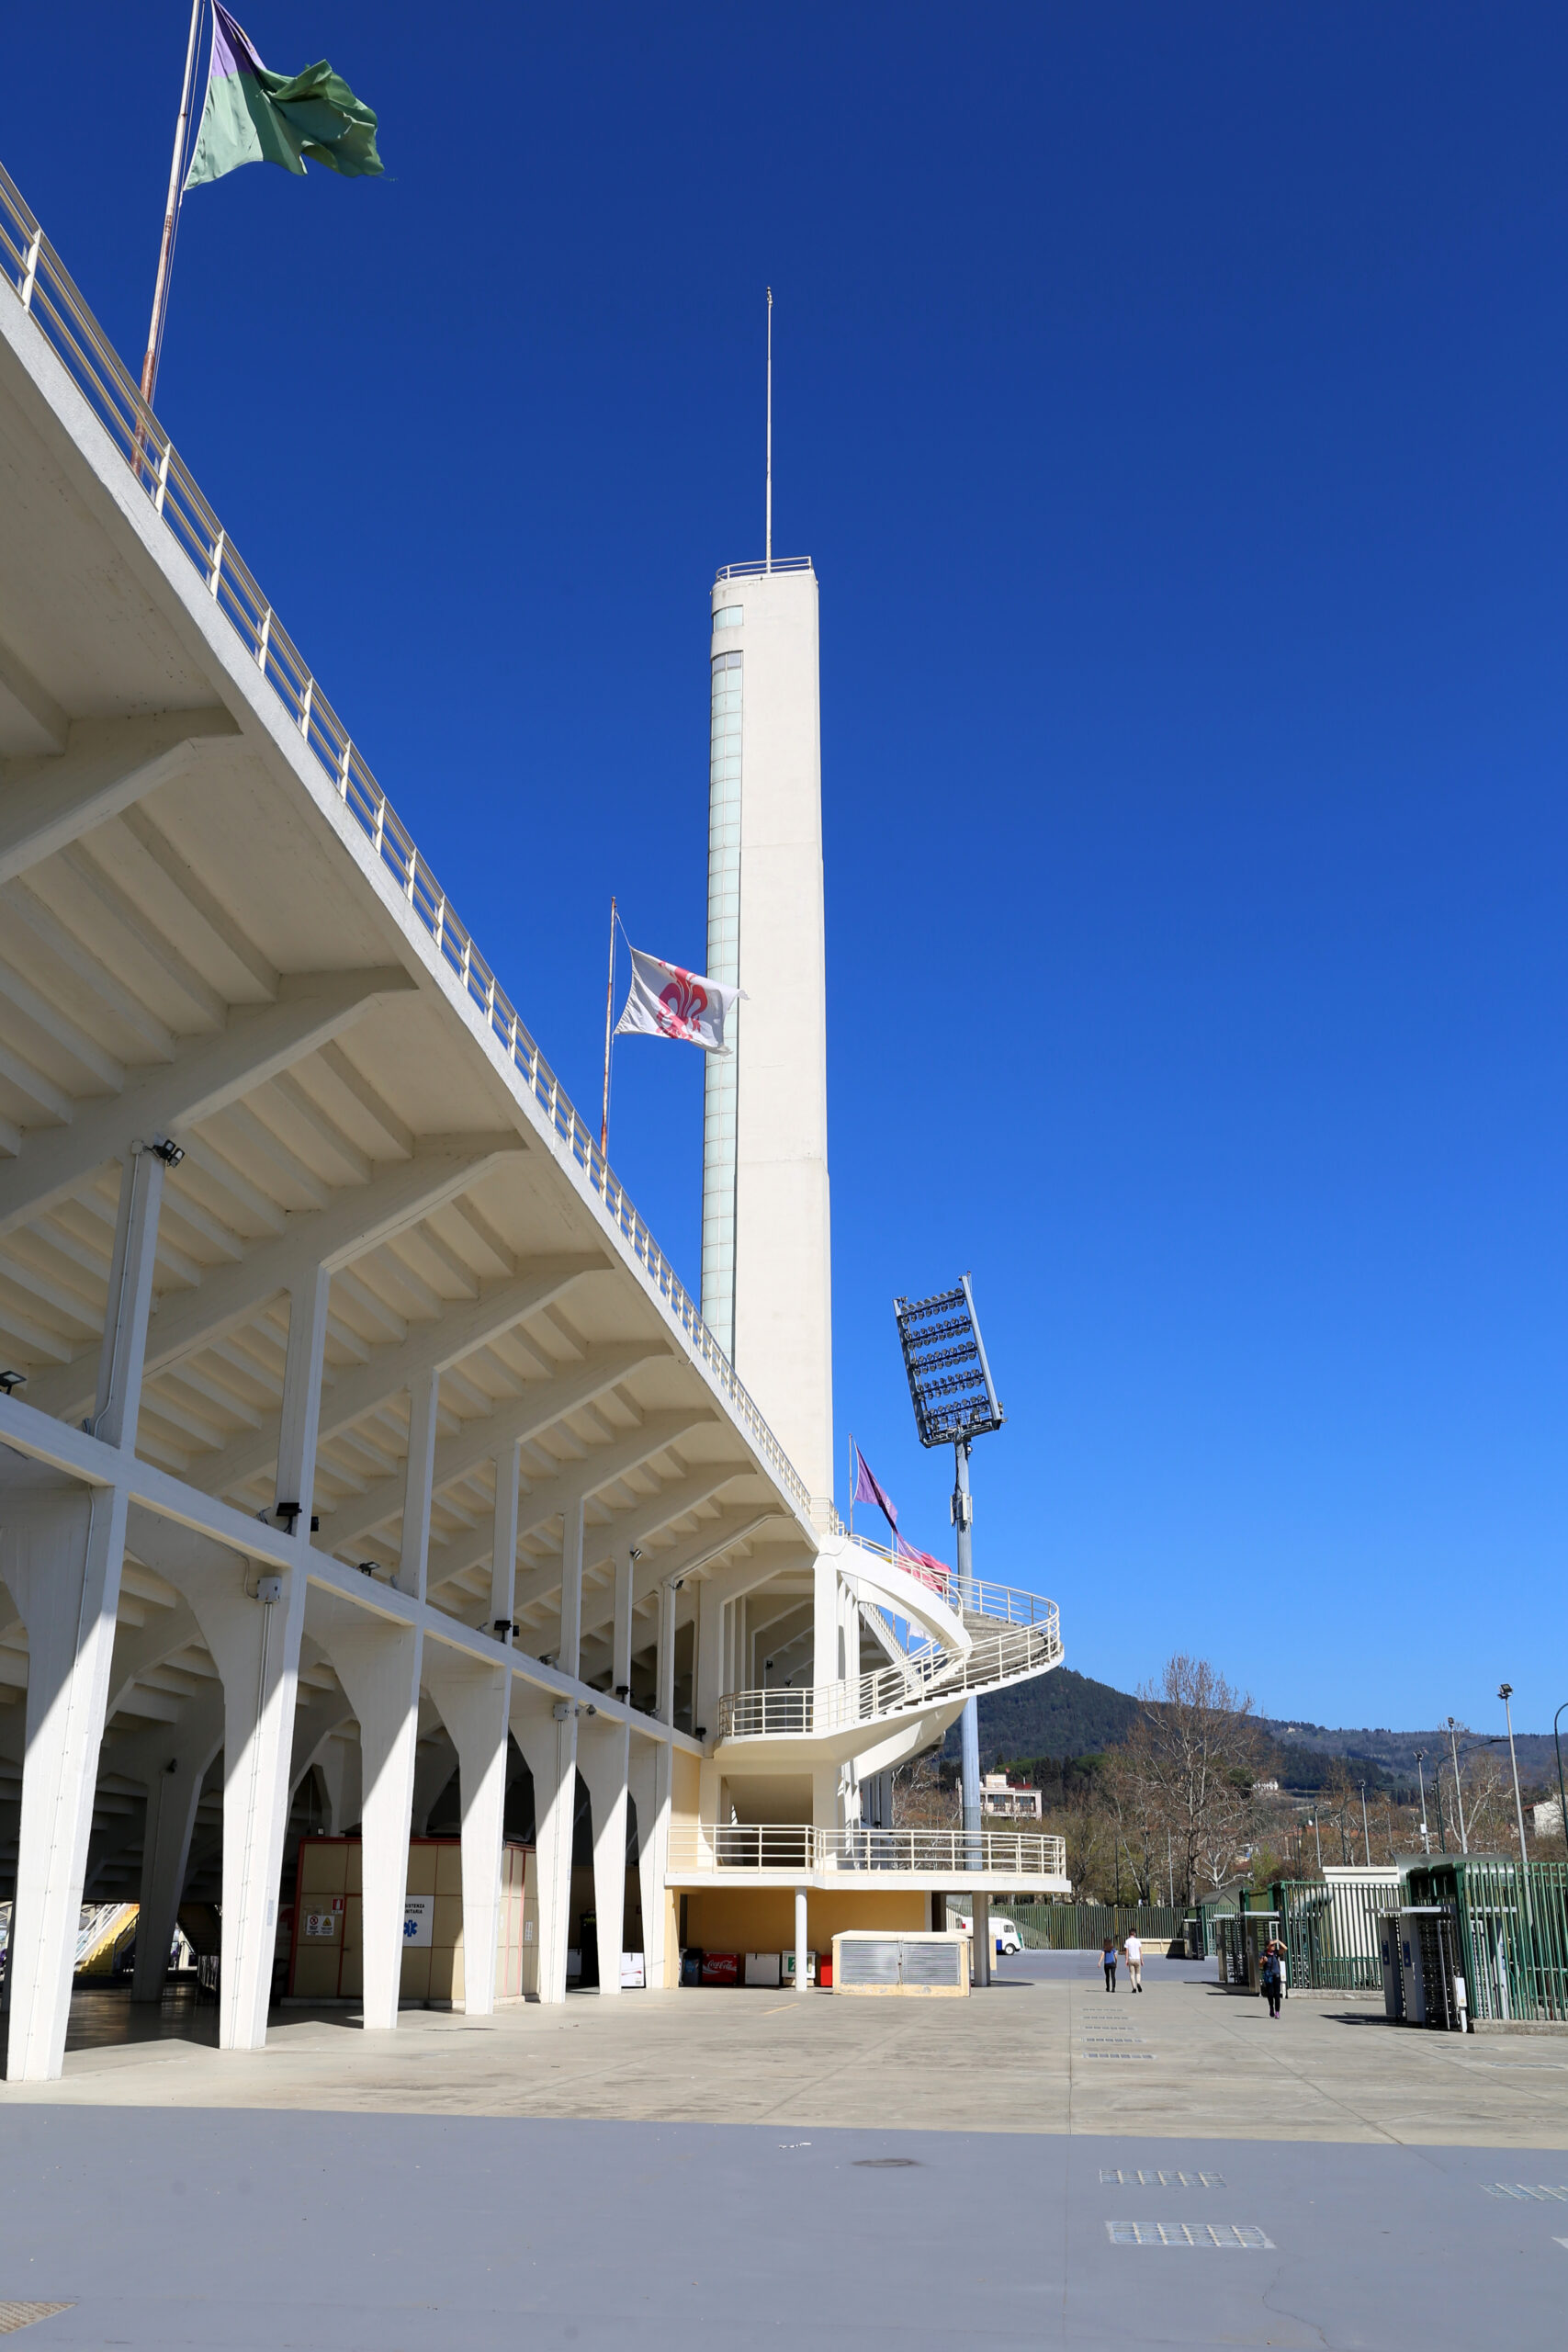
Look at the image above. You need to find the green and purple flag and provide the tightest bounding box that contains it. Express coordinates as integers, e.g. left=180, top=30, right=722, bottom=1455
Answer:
left=184, top=3, right=382, bottom=187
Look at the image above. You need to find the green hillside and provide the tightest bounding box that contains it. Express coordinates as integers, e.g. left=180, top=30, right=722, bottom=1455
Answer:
left=940, top=1667, right=1142, bottom=1767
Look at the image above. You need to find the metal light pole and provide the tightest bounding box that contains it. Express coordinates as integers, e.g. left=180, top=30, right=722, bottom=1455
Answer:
left=1310, top=1815, right=1322, bottom=1871
left=1447, top=1716, right=1469, bottom=1854
left=1360, top=1784, right=1371, bottom=1867
left=1499, top=1684, right=1531, bottom=1876
left=893, top=1274, right=1005, bottom=1989
left=1415, top=1751, right=1431, bottom=1856
left=1554, top=1702, right=1568, bottom=1862
left=953, top=1436, right=979, bottom=1852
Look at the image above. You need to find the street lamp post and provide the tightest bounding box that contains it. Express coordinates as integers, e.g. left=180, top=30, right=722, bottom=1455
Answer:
left=1553, top=1702, right=1568, bottom=1863
left=1499, top=1684, right=1531, bottom=1877
left=1415, top=1751, right=1431, bottom=1857
left=1310, top=1815, right=1322, bottom=1871
left=1360, top=1783, right=1371, bottom=1867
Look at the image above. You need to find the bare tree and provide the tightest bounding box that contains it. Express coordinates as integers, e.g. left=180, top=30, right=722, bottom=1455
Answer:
left=1123, top=1655, right=1264, bottom=1903
left=891, top=1748, right=958, bottom=1831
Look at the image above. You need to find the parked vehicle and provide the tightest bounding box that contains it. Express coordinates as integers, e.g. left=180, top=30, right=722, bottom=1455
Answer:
left=953, top=1916, right=1023, bottom=1957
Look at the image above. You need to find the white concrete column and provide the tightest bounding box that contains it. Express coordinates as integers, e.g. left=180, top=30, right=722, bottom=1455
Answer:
left=92, top=1142, right=166, bottom=1447
left=123, top=1510, right=311, bottom=2051
left=399, top=1369, right=440, bottom=1600
left=578, top=1713, right=630, bottom=1996
left=611, top=1547, right=633, bottom=1700
left=0, top=1482, right=130, bottom=2080
left=696, top=1578, right=725, bottom=1745
left=274, top=1264, right=331, bottom=1528
left=490, top=1438, right=521, bottom=1637
left=131, top=1697, right=223, bottom=2002
left=558, top=1497, right=584, bottom=1679
left=795, top=1883, right=809, bottom=1993
left=510, top=1689, right=579, bottom=2003
left=656, top=1579, right=677, bottom=1725
left=423, top=1648, right=509, bottom=2018
left=326, top=1615, right=423, bottom=2030
left=812, top=1551, right=838, bottom=1690
left=628, top=1738, right=671, bottom=1988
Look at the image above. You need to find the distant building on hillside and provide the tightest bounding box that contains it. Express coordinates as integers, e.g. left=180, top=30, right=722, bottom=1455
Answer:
left=980, top=1773, right=1043, bottom=1821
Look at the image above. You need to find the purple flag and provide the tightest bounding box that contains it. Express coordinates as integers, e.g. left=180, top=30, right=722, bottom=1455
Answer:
left=851, top=1442, right=900, bottom=1532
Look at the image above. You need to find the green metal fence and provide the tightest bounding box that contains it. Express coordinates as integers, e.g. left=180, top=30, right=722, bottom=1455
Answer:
left=1406, top=1857, right=1568, bottom=2024
left=989, top=1903, right=1189, bottom=1951
left=1270, top=1877, right=1401, bottom=1993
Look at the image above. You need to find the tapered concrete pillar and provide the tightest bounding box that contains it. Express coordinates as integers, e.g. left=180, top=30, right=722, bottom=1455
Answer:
left=326, top=1615, right=423, bottom=2030
left=510, top=1688, right=578, bottom=2004
left=0, top=1481, right=131, bottom=2081
left=131, top=1696, right=223, bottom=2002
left=126, top=1506, right=311, bottom=2052
left=579, top=1713, right=630, bottom=1996
left=795, top=1883, right=809, bottom=1993
left=628, top=1738, right=671, bottom=1988
left=423, top=1648, right=509, bottom=2017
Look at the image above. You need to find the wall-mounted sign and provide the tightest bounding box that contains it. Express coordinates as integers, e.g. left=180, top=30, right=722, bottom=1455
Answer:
left=402, top=1895, right=434, bottom=1947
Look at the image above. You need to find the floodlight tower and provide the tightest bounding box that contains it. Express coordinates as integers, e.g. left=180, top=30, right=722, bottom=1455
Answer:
left=893, top=1273, right=1006, bottom=1859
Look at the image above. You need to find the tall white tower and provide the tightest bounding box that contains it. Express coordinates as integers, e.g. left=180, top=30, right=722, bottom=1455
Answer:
left=700, top=561, right=833, bottom=1505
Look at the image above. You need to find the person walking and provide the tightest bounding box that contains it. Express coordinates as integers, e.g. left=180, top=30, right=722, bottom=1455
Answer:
left=1124, top=1930, right=1144, bottom=1993
left=1260, top=1937, right=1285, bottom=2020
left=1101, top=1934, right=1117, bottom=1992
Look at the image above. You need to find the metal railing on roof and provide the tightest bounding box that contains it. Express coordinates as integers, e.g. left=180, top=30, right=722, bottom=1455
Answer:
left=713, top=557, right=815, bottom=581
left=0, top=157, right=814, bottom=1531
left=667, top=1824, right=1068, bottom=1876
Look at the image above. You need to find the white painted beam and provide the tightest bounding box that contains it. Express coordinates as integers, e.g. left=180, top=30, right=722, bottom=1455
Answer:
left=325, top=1352, right=673, bottom=1555
left=0, top=632, right=69, bottom=755
left=510, top=1468, right=746, bottom=1622
left=198, top=1255, right=604, bottom=1500
left=0, top=711, right=243, bottom=884
left=0, top=967, right=416, bottom=1241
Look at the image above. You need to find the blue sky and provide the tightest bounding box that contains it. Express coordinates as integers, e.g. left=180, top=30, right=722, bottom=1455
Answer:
left=7, top=4, right=1568, bottom=1733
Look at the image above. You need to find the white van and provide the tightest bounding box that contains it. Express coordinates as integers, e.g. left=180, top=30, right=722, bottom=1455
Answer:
left=953, top=1916, right=1023, bottom=1958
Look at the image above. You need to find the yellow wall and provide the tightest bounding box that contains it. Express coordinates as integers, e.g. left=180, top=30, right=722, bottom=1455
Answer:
left=684, top=1889, right=930, bottom=1951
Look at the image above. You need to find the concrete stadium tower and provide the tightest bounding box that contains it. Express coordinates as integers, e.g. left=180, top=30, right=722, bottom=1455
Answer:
left=700, top=557, right=833, bottom=1508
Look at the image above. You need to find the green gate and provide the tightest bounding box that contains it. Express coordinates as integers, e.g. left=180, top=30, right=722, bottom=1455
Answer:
left=1405, top=1857, right=1568, bottom=2024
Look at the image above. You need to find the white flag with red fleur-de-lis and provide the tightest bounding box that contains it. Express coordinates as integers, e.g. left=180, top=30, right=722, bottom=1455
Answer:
left=614, top=944, right=743, bottom=1053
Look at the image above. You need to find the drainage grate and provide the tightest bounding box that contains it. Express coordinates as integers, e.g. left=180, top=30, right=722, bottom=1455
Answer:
left=1084, top=2050, right=1155, bottom=2060
left=1101, top=2169, right=1225, bottom=2188
left=853, top=2157, right=920, bottom=2168
left=1482, top=2183, right=1568, bottom=2202
left=0, top=2310, right=74, bottom=2336
left=1106, top=2222, right=1273, bottom=2248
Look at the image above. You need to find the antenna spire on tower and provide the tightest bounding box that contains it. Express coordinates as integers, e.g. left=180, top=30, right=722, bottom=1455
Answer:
left=765, top=286, right=773, bottom=574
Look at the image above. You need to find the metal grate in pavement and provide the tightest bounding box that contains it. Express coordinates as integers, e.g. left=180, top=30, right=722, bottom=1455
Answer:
left=1101, top=2169, right=1225, bottom=2187
left=1084, top=2050, right=1156, bottom=2060
left=0, top=2309, right=74, bottom=2335
left=1106, top=2222, right=1273, bottom=2248
left=1482, top=2183, right=1568, bottom=2201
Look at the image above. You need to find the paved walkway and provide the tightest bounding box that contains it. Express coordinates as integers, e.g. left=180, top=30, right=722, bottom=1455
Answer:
left=5, top=1959, right=1565, bottom=2347
left=6, top=1955, right=1567, bottom=2147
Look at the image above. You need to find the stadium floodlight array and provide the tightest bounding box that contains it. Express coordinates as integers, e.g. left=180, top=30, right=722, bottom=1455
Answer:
left=892, top=1274, right=1004, bottom=1450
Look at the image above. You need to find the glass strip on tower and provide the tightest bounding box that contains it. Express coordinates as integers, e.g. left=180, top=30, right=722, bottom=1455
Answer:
left=702, top=647, right=742, bottom=1356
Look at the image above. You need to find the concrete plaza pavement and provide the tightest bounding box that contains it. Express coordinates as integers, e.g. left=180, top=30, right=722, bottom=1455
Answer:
left=3, top=1953, right=1565, bottom=2347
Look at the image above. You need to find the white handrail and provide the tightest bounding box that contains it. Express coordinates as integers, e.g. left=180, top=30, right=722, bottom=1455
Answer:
left=844, top=1532, right=1054, bottom=1632
left=713, top=557, right=814, bottom=581
left=667, top=1824, right=1068, bottom=1876
left=717, top=1609, right=1062, bottom=1740
left=0, top=158, right=816, bottom=1531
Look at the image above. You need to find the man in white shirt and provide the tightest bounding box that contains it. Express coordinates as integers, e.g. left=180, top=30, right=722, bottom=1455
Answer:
left=1123, top=1931, right=1144, bottom=1992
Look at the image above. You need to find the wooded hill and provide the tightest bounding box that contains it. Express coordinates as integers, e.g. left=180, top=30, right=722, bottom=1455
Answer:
left=942, top=1670, right=1559, bottom=1798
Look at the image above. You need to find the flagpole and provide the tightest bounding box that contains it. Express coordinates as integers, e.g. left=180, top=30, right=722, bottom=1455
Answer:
left=599, top=893, right=617, bottom=1159
left=141, top=0, right=207, bottom=408
left=764, top=287, right=773, bottom=574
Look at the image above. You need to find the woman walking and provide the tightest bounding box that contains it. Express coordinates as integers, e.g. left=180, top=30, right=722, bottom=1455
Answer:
left=1260, top=1937, right=1285, bottom=2020
left=1101, top=1934, right=1118, bottom=1992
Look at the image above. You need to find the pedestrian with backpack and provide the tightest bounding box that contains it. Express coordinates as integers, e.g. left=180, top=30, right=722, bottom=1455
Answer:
left=1260, top=1937, right=1285, bottom=2019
